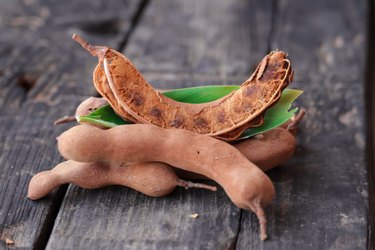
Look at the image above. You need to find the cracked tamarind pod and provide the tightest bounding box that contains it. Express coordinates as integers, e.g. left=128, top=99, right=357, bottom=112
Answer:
left=72, top=34, right=293, bottom=141
left=92, top=64, right=275, bottom=141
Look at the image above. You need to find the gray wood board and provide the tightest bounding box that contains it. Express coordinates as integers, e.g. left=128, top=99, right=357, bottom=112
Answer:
left=125, top=0, right=273, bottom=87
left=0, top=0, right=143, bottom=248
left=236, top=0, right=368, bottom=249
left=366, top=1, right=375, bottom=249
left=46, top=0, right=273, bottom=249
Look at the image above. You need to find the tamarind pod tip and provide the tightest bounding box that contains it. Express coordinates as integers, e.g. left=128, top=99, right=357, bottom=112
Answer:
left=255, top=207, right=268, bottom=240
left=286, top=108, right=306, bottom=135
left=28, top=171, right=53, bottom=200
left=54, top=115, right=76, bottom=125
left=72, top=34, right=108, bottom=58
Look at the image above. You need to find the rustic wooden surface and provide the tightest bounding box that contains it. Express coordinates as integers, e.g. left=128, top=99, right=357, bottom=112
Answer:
left=0, top=0, right=370, bottom=249
left=237, top=0, right=368, bottom=249
left=0, top=0, right=144, bottom=249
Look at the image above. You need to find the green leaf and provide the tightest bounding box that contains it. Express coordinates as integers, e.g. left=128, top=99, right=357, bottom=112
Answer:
left=163, top=85, right=239, bottom=103
left=78, top=105, right=129, bottom=128
left=78, top=86, right=302, bottom=140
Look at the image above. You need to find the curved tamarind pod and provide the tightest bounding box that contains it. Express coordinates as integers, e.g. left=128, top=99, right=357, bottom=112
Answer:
left=27, top=160, right=217, bottom=200
left=57, top=124, right=275, bottom=240
left=102, top=51, right=292, bottom=137
left=72, top=35, right=293, bottom=141
left=92, top=61, right=273, bottom=137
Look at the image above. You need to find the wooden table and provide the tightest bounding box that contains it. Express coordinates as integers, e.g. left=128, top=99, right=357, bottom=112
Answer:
left=0, top=0, right=372, bottom=249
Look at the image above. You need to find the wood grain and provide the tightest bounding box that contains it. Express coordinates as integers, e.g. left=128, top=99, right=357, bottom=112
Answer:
left=0, top=0, right=142, bottom=248
left=46, top=0, right=273, bottom=249
left=236, top=0, right=368, bottom=249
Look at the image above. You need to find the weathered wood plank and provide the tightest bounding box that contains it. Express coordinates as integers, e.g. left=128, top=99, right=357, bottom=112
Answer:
left=47, top=0, right=273, bottom=249
left=126, top=0, right=273, bottom=87
left=0, top=0, right=143, bottom=248
left=236, top=0, right=368, bottom=249
left=48, top=185, right=238, bottom=250
left=366, top=1, right=375, bottom=249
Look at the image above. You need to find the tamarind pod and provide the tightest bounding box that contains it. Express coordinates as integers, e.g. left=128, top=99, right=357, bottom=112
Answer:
left=57, top=124, right=275, bottom=240
left=73, top=35, right=293, bottom=140
left=93, top=64, right=270, bottom=134
left=27, top=160, right=217, bottom=200
left=103, top=51, right=292, bottom=138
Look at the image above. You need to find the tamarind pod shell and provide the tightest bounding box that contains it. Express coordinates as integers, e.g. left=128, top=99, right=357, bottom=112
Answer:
left=73, top=35, right=292, bottom=140
left=28, top=161, right=189, bottom=200
left=100, top=50, right=292, bottom=139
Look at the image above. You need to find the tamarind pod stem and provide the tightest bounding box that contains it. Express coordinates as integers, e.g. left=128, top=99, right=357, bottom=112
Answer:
left=54, top=115, right=76, bottom=125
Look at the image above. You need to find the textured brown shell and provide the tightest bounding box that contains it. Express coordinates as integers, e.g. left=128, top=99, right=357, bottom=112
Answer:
left=101, top=50, right=292, bottom=137
left=73, top=35, right=293, bottom=140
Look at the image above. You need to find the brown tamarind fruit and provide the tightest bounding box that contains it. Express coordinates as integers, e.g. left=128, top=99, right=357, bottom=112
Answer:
left=28, top=160, right=216, bottom=200
left=57, top=124, right=275, bottom=240
left=72, top=34, right=293, bottom=140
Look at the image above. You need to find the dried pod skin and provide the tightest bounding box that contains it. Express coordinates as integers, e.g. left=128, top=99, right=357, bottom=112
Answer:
left=102, top=50, right=292, bottom=138
left=73, top=35, right=293, bottom=141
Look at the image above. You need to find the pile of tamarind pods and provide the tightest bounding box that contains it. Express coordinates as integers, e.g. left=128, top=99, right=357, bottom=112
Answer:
left=28, top=35, right=305, bottom=240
